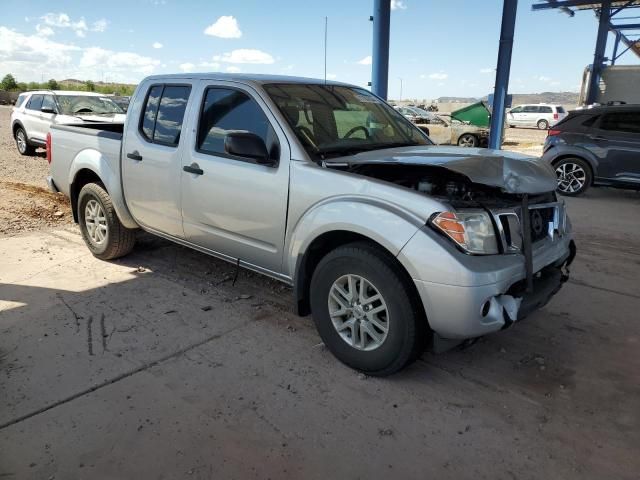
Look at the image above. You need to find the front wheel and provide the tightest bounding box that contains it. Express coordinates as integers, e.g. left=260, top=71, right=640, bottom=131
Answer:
left=554, top=157, right=592, bottom=196
left=457, top=133, right=478, bottom=147
left=78, top=182, right=136, bottom=260
left=537, top=119, right=549, bottom=130
left=310, top=242, right=426, bottom=376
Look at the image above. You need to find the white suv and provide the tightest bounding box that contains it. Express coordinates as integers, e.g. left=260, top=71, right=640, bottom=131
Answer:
left=506, top=103, right=568, bottom=130
left=10, top=90, right=126, bottom=155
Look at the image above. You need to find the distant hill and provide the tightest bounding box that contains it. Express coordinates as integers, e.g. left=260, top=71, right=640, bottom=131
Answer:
left=60, top=78, right=137, bottom=89
left=394, top=92, right=580, bottom=107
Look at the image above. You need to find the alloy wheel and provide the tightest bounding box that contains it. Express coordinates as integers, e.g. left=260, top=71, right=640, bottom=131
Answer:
left=328, top=274, right=389, bottom=351
left=16, top=130, right=27, bottom=154
left=84, top=199, right=108, bottom=245
left=556, top=162, right=586, bottom=194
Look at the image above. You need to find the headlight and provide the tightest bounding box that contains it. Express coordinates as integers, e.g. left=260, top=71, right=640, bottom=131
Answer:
left=430, top=210, right=499, bottom=255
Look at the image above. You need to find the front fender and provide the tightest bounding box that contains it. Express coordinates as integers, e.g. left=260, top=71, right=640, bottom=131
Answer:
left=286, top=195, right=426, bottom=278
left=69, top=149, right=138, bottom=229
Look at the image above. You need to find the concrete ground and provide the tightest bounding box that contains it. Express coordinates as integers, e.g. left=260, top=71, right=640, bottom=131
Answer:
left=1, top=187, right=639, bottom=480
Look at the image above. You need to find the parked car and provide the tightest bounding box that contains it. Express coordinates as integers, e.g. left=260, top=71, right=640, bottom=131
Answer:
left=542, top=104, right=640, bottom=195
left=507, top=104, right=568, bottom=130
left=47, top=74, right=575, bottom=376
left=422, top=113, right=491, bottom=147
left=10, top=90, right=126, bottom=155
left=394, top=106, right=430, bottom=123
left=111, top=96, right=131, bottom=112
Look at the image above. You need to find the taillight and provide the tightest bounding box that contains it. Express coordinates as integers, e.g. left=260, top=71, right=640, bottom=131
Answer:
left=46, top=132, right=52, bottom=164
left=548, top=129, right=561, bottom=137
left=553, top=113, right=559, bottom=120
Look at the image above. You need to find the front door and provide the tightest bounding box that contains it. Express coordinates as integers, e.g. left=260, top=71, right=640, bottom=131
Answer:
left=122, top=82, right=193, bottom=237
left=180, top=81, right=290, bottom=274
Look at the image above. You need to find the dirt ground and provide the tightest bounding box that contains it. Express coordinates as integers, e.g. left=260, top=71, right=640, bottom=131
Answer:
left=1, top=105, right=639, bottom=479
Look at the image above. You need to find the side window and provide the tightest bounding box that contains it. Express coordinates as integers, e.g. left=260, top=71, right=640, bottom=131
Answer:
left=600, top=112, right=640, bottom=134
left=42, top=95, right=56, bottom=113
left=539, top=106, right=552, bottom=113
left=15, top=94, right=27, bottom=108
left=197, top=88, right=278, bottom=160
left=582, top=115, right=599, bottom=128
left=510, top=106, right=522, bottom=113
left=27, top=95, right=43, bottom=111
left=556, top=106, right=566, bottom=114
left=140, top=85, right=191, bottom=146
left=523, top=106, right=539, bottom=113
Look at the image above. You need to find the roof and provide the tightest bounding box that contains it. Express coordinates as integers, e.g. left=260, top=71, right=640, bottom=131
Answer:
left=572, top=103, right=640, bottom=113
left=21, top=90, right=110, bottom=96
left=143, top=72, right=352, bottom=87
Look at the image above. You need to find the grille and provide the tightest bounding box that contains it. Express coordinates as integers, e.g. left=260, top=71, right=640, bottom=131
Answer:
left=528, top=207, right=554, bottom=243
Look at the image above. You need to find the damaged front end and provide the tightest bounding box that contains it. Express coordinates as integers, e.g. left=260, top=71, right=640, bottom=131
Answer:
left=324, top=147, right=576, bottom=349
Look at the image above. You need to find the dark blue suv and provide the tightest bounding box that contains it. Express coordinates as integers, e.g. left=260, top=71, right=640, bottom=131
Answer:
left=542, top=105, right=640, bottom=196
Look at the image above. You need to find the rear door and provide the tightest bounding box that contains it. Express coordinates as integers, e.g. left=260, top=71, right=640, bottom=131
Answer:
left=122, top=82, right=193, bottom=237
left=522, top=105, right=540, bottom=127
left=180, top=81, right=290, bottom=274
left=37, top=94, right=57, bottom=137
left=595, top=110, right=640, bottom=184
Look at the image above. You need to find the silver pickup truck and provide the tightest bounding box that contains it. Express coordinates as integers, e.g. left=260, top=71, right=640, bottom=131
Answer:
left=48, top=74, right=576, bottom=376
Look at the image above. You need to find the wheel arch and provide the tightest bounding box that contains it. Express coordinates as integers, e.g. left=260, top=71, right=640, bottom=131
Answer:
left=12, top=121, right=25, bottom=137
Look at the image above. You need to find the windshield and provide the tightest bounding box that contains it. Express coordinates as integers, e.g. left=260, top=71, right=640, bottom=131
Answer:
left=263, top=83, right=431, bottom=159
left=56, top=95, right=125, bottom=115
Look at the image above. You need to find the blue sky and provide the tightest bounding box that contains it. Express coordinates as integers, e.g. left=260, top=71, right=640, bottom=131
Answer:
left=0, top=0, right=638, bottom=99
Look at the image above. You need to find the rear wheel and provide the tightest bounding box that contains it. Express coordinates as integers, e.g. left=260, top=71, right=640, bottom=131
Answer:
left=537, top=119, right=549, bottom=130
left=554, top=157, right=592, bottom=196
left=457, top=133, right=478, bottom=147
left=309, top=242, right=426, bottom=376
left=15, top=128, right=35, bottom=156
left=78, top=182, right=136, bottom=260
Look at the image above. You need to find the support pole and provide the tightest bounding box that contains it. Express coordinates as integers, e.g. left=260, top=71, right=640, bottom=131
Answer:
left=488, top=0, right=518, bottom=151
left=371, top=0, right=391, bottom=99
left=611, top=30, right=621, bottom=65
left=586, top=1, right=611, bottom=104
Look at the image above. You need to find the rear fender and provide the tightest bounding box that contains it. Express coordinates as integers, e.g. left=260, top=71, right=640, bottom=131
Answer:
left=543, top=145, right=599, bottom=177
left=69, top=149, right=138, bottom=229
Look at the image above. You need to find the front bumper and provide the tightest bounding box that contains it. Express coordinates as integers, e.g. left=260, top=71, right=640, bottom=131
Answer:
left=401, top=228, right=575, bottom=342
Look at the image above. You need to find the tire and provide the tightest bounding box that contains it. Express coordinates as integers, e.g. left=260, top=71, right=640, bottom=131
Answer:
left=15, top=127, right=35, bottom=156
left=537, top=119, right=549, bottom=130
left=309, top=242, right=426, bottom=376
left=553, top=157, right=592, bottom=196
left=77, top=182, right=136, bottom=260
left=457, top=133, right=478, bottom=147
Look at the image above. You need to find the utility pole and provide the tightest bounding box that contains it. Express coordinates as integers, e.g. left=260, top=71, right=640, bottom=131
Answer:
left=371, top=0, right=391, bottom=99
left=324, top=17, right=328, bottom=84
left=399, top=77, right=403, bottom=101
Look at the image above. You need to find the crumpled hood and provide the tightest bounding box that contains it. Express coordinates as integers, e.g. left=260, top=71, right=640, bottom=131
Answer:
left=326, top=145, right=557, bottom=194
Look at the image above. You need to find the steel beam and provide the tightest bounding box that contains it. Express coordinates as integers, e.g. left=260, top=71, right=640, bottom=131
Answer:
left=532, top=0, right=613, bottom=11
left=586, top=1, right=612, bottom=104
left=371, top=0, right=391, bottom=99
left=488, top=0, right=518, bottom=150
left=612, top=30, right=622, bottom=63
left=610, top=22, right=640, bottom=28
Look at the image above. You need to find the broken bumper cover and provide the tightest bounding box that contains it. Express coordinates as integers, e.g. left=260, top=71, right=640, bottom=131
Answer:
left=411, top=238, right=576, bottom=343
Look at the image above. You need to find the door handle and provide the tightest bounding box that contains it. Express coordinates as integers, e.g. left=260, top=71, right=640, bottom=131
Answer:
left=127, top=151, right=143, bottom=161
left=183, top=163, right=204, bottom=175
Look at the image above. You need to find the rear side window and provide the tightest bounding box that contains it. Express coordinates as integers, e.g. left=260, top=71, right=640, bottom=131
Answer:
left=27, top=94, right=43, bottom=111
left=15, top=94, right=28, bottom=108
left=556, top=106, right=566, bottom=113
left=539, top=106, right=552, bottom=113
left=600, top=112, right=640, bottom=134
left=197, top=87, right=278, bottom=159
left=140, top=84, right=191, bottom=146
left=582, top=115, right=599, bottom=128
left=523, top=106, right=539, bottom=113
left=42, top=95, right=56, bottom=112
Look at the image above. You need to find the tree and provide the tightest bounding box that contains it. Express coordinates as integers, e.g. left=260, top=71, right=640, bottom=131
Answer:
left=47, top=79, right=59, bottom=90
left=85, top=80, right=95, bottom=92
left=1, top=73, right=18, bottom=91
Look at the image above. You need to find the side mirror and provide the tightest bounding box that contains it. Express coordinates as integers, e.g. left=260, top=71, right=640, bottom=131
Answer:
left=41, top=107, right=56, bottom=114
left=224, top=131, right=275, bottom=166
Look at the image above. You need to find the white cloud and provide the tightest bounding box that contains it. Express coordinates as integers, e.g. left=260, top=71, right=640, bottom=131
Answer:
left=0, top=26, right=79, bottom=68
left=357, top=55, right=372, bottom=65
left=179, top=62, right=195, bottom=72
left=152, top=42, right=163, bottom=49
left=213, top=49, right=274, bottom=64
left=80, top=47, right=160, bottom=75
left=326, top=73, right=337, bottom=79
left=41, top=12, right=88, bottom=37
left=91, top=19, right=108, bottom=32
left=480, top=67, right=494, bottom=74
left=35, top=24, right=55, bottom=37
left=428, top=72, right=448, bottom=80
left=391, top=0, right=407, bottom=10
left=204, top=16, right=242, bottom=38
left=225, top=66, right=241, bottom=73
left=538, top=76, right=552, bottom=82
left=200, top=61, right=221, bottom=69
